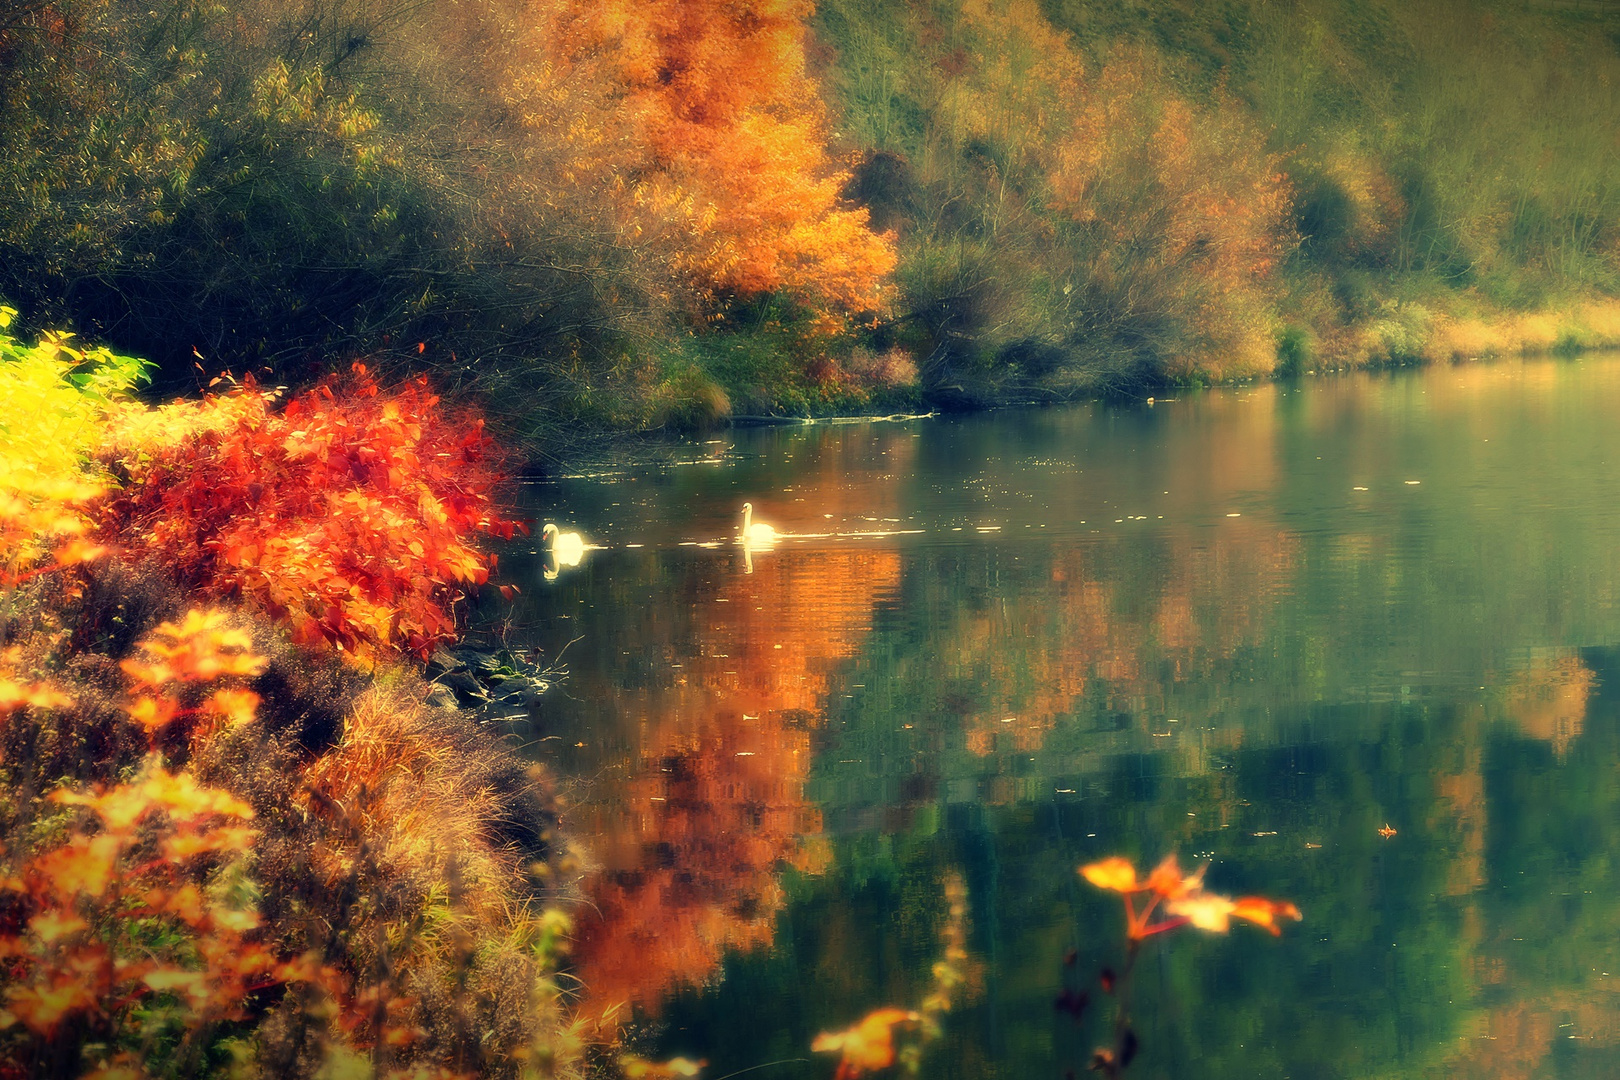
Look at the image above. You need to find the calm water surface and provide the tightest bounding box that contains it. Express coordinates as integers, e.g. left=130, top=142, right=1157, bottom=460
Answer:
left=490, top=357, right=1620, bottom=1079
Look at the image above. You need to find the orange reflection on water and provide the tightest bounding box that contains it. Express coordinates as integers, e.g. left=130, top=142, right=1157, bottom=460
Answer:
left=1500, top=653, right=1593, bottom=758
left=571, top=547, right=901, bottom=1027
left=956, top=520, right=1298, bottom=768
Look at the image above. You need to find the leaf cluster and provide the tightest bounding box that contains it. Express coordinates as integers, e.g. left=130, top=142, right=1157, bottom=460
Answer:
left=99, top=364, right=516, bottom=659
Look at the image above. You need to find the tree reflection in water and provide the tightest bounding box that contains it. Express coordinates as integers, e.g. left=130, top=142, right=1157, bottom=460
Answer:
left=567, top=548, right=901, bottom=1029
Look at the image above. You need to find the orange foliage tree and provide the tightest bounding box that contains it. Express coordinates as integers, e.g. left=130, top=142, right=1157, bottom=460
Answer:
left=547, top=0, right=896, bottom=314
left=98, top=365, right=516, bottom=659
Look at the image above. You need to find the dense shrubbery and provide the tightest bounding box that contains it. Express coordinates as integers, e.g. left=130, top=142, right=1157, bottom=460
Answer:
left=99, top=364, right=515, bottom=658
left=833, top=0, right=1620, bottom=397
left=0, top=323, right=583, bottom=1077
left=0, top=0, right=898, bottom=431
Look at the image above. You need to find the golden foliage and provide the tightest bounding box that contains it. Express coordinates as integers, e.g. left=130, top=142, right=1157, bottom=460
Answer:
left=1, top=740, right=269, bottom=1056
left=542, top=0, right=896, bottom=313
left=0, top=315, right=132, bottom=587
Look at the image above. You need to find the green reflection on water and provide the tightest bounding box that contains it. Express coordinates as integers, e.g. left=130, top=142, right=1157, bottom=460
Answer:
left=496, top=358, right=1620, bottom=1079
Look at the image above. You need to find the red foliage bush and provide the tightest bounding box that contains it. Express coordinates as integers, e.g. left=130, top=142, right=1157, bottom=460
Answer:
left=99, top=364, right=518, bottom=659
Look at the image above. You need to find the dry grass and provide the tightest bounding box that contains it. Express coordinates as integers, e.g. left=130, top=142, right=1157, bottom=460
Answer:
left=1320, top=297, right=1620, bottom=369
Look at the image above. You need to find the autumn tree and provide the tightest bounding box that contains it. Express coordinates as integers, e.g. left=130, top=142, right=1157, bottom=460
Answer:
left=546, top=0, right=896, bottom=316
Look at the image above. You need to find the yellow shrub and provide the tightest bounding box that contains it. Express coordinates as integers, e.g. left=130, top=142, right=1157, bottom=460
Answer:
left=0, top=309, right=147, bottom=586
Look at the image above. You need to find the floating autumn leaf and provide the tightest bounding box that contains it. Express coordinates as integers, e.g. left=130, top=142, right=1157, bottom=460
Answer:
left=812, top=1008, right=919, bottom=1080
left=1229, top=897, right=1304, bottom=935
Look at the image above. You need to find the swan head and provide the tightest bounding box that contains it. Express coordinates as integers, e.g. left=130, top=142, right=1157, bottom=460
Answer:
left=542, top=522, right=559, bottom=544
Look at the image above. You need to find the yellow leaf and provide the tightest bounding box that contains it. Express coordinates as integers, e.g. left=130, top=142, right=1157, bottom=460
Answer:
left=206, top=688, right=260, bottom=727
left=1079, top=856, right=1139, bottom=893
left=811, top=1008, right=917, bottom=1077
left=27, top=909, right=88, bottom=944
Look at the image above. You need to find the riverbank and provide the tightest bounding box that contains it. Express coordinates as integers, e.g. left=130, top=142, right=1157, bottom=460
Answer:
left=548, top=294, right=1620, bottom=459
left=7, top=1, right=1617, bottom=452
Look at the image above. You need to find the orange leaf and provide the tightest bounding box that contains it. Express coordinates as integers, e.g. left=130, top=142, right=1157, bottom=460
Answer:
left=206, top=688, right=260, bottom=727
left=1230, top=896, right=1303, bottom=935
left=6, top=977, right=100, bottom=1034
left=1144, top=854, right=1202, bottom=899
left=52, top=539, right=107, bottom=567
left=0, top=677, right=73, bottom=714
left=126, top=695, right=180, bottom=733
left=1079, top=857, right=1139, bottom=893
left=30, top=834, right=121, bottom=898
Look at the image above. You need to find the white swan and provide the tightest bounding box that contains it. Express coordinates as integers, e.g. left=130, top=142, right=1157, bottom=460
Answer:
left=541, top=522, right=586, bottom=580
left=740, top=502, right=778, bottom=547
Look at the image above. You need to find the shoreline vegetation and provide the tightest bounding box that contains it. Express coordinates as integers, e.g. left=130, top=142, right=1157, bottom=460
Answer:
left=3, top=0, right=1619, bottom=1075
left=1, top=0, right=1617, bottom=444
left=0, top=316, right=589, bottom=1077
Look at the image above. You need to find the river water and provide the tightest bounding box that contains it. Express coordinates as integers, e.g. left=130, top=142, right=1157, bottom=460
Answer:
left=489, top=357, right=1620, bottom=1080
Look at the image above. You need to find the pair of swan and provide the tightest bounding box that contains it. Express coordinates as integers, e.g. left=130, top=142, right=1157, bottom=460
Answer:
left=540, top=502, right=779, bottom=579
